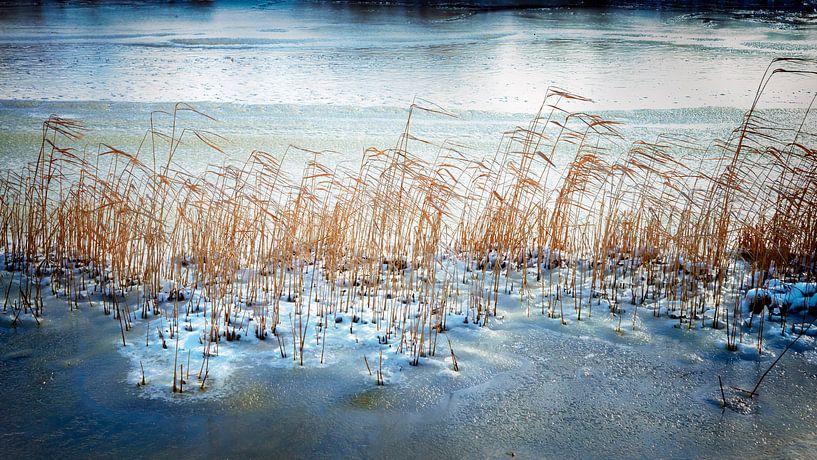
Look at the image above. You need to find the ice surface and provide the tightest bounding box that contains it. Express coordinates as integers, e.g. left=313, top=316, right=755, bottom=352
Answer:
left=1, top=3, right=815, bottom=111
left=6, top=269, right=817, bottom=458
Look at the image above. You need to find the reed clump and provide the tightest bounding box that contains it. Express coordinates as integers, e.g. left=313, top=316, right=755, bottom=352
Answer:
left=0, top=59, right=816, bottom=392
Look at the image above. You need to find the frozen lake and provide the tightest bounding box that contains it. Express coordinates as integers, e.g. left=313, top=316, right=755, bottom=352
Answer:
left=1, top=1, right=817, bottom=458
left=0, top=1, right=815, bottom=111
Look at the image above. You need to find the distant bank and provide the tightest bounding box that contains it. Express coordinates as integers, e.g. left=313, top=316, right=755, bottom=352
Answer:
left=344, top=0, right=815, bottom=10
left=0, top=0, right=814, bottom=12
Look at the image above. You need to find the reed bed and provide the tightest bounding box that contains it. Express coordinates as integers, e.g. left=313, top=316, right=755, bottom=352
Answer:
left=1, top=58, right=816, bottom=392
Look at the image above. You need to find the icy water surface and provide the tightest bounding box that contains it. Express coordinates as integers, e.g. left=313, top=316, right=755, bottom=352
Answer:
left=3, top=294, right=817, bottom=458
left=0, top=1, right=816, bottom=111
